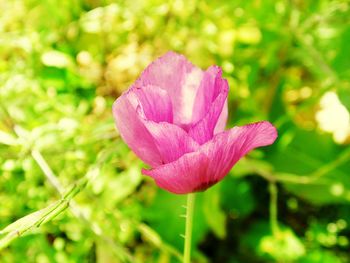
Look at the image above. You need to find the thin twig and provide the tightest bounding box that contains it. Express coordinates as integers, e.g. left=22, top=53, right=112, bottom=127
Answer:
left=0, top=178, right=86, bottom=250
left=299, top=0, right=350, bottom=32
left=30, top=149, right=135, bottom=263
left=255, top=145, right=350, bottom=185
left=0, top=107, right=135, bottom=262
left=31, top=149, right=63, bottom=194
left=269, top=182, right=281, bottom=238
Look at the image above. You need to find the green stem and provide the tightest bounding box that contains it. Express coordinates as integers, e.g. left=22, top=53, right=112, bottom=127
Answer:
left=269, top=182, right=280, bottom=238
left=183, top=193, right=195, bottom=263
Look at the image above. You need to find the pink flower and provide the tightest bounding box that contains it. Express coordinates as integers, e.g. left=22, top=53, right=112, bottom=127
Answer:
left=113, top=52, right=277, bottom=194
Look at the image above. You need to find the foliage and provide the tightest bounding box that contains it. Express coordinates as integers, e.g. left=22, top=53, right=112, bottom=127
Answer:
left=1, top=0, right=350, bottom=262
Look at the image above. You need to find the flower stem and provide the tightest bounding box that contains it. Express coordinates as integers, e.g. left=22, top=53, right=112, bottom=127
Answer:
left=269, top=181, right=280, bottom=238
left=183, top=193, right=195, bottom=263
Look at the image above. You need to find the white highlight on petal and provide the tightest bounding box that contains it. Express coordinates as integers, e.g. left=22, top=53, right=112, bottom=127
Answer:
left=180, top=68, right=203, bottom=123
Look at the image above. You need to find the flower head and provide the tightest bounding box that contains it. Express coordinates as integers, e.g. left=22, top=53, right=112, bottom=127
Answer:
left=113, top=52, right=277, bottom=194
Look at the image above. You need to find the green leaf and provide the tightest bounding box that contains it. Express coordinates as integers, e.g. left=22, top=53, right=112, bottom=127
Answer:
left=242, top=221, right=305, bottom=262
left=268, top=127, right=350, bottom=204
left=221, top=176, right=256, bottom=217
left=202, top=185, right=226, bottom=239
left=103, top=165, right=142, bottom=204
left=143, top=190, right=208, bottom=252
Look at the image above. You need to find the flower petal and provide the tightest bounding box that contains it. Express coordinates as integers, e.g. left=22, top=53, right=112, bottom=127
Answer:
left=214, top=99, right=228, bottom=134
left=141, top=120, right=199, bottom=164
left=132, top=85, right=173, bottom=123
left=188, top=78, right=229, bottom=144
left=142, top=152, right=209, bottom=194
left=134, top=52, right=204, bottom=126
left=112, top=92, right=163, bottom=167
left=200, top=121, right=278, bottom=183
left=191, top=66, right=222, bottom=123
left=142, top=121, right=277, bottom=194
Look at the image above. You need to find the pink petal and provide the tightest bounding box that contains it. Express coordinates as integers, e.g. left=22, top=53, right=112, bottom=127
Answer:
left=114, top=85, right=197, bottom=167
left=142, top=121, right=277, bottom=194
left=142, top=152, right=209, bottom=194
left=132, top=85, right=173, bottom=123
left=140, top=120, right=199, bottom=164
left=214, top=99, right=228, bottom=134
left=188, top=78, right=229, bottom=144
left=112, top=92, right=163, bottom=167
left=191, top=66, right=223, bottom=123
left=134, top=52, right=204, bottom=126
left=200, top=121, right=278, bottom=183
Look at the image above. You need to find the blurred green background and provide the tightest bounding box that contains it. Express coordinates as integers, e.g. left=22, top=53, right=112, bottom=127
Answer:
left=1, top=0, right=350, bottom=262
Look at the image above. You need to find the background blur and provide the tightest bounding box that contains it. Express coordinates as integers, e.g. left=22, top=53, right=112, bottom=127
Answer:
left=1, top=0, right=350, bottom=262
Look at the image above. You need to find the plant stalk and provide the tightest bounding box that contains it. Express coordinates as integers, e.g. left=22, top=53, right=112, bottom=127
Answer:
left=269, top=181, right=280, bottom=238
left=183, top=193, right=195, bottom=263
